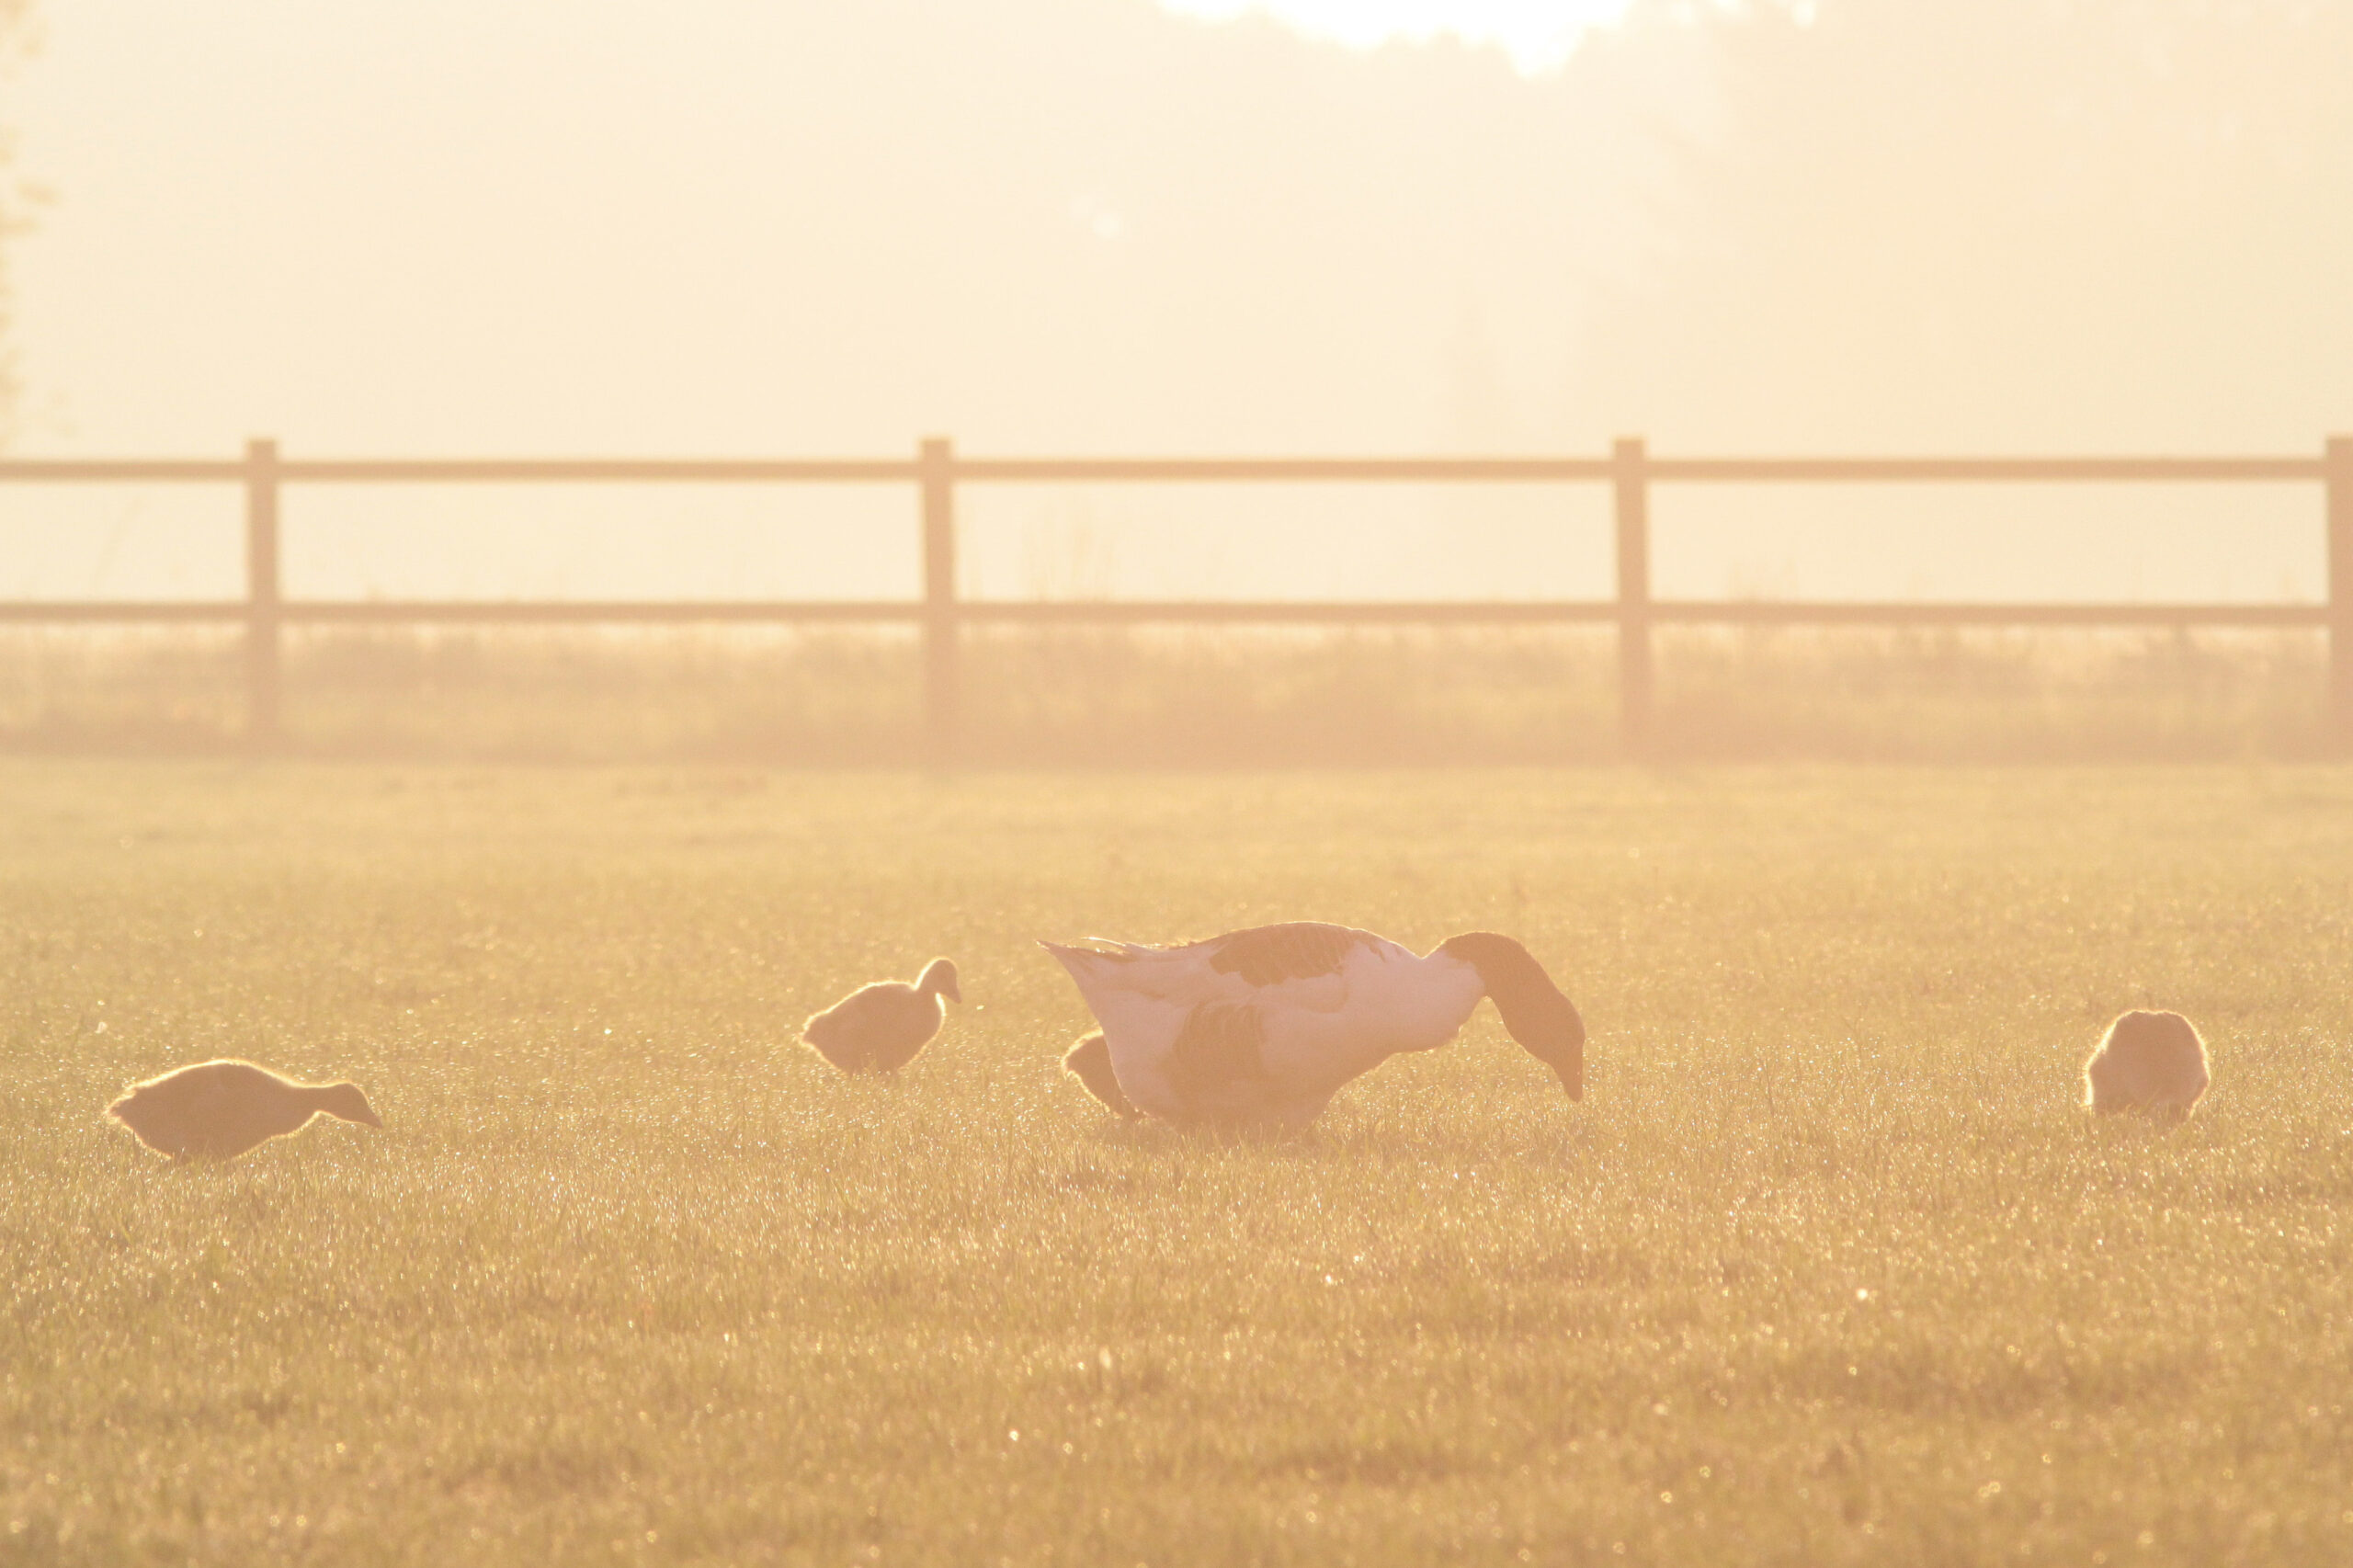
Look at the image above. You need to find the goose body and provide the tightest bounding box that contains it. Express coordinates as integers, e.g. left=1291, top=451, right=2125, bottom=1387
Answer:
left=1043, top=923, right=1582, bottom=1128
left=2084, top=1009, right=2210, bottom=1119
left=108, top=1059, right=382, bottom=1161
left=801, top=958, right=961, bottom=1074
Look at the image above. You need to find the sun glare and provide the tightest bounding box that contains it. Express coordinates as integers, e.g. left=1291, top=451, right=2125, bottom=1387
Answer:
left=1157, top=0, right=1636, bottom=74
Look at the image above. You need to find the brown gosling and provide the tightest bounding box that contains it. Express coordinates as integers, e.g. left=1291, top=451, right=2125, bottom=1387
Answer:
left=108, top=1059, right=383, bottom=1161
left=2084, top=1009, right=2211, bottom=1120
left=801, top=958, right=961, bottom=1074
left=1061, top=1031, right=1140, bottom=1119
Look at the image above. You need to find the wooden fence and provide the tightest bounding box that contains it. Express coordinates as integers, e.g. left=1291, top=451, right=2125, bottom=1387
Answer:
left=2, top=435, right=2348, bottom=757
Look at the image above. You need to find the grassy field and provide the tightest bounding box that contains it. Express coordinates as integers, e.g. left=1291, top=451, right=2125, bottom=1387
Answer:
left=3, top=762, right=2349, bottom=1566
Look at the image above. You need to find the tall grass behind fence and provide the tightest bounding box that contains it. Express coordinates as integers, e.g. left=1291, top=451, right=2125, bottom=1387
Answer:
left=0, top=624, right=2328, bottom=765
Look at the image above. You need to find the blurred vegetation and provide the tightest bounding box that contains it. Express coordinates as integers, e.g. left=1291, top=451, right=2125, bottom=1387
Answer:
left=0, top=0, right=40, bottom=444
left=0, top=625, right=2331, bottom=765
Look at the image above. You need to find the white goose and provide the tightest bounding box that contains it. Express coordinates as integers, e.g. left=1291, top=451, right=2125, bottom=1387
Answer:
left=1043, top=922, right=1583, bottom=1129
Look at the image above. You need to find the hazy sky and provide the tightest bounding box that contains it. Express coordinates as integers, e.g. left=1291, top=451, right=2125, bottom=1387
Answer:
left=0, top=0, right=2325, bottom=608
left=1159, top=0, right=1635, bottom=72
left=1, top=0, right=1639, bottom=604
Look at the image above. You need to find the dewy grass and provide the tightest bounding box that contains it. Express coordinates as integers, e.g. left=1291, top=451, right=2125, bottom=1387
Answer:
left=3, top=763, right=2350, bottom=1565
left=0, top=624, right=2333, bottom=763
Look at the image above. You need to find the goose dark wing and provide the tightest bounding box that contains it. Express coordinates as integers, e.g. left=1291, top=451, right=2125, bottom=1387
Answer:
left=1184, top=922, right=1377, bottom=989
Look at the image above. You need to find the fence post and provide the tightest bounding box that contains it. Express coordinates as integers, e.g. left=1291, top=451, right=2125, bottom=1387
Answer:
left=1612, top=436, right=1654, bottom=752
left=244, top=437, right=282, bottom=746
left=2330, top=435, right=2353, bottom=752
left=920, top=436, right=959, bottom=767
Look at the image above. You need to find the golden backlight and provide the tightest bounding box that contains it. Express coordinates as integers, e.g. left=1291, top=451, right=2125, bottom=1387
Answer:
left=5, top=7, right=2353, bottom=1561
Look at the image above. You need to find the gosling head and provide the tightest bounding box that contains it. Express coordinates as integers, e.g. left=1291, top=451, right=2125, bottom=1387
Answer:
left=916, top=958, right=962, bottom=1005
left=317, top=1082, right=383, bottom=1128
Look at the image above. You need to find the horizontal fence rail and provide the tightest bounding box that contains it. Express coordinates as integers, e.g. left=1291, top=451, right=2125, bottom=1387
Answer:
left=2, top=435, right=2348, bottom=757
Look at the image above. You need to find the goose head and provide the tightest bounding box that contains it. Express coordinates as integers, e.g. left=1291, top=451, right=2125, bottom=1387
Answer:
left=1438, top=933, right=1585, bottom=1099
left=916, top=958, right=962, bottom=1004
